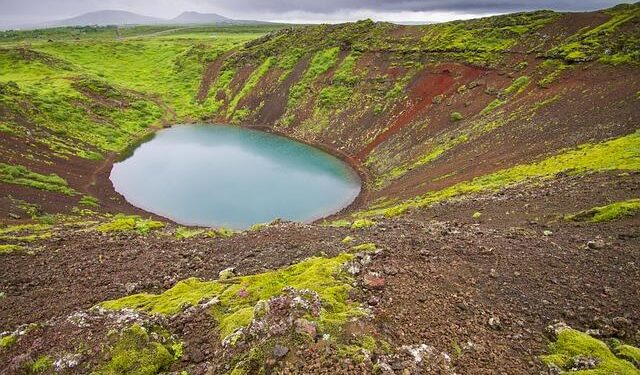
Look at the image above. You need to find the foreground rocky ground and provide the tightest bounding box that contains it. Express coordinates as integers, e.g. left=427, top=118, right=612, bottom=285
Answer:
left=1, top=171, right=638, bottom=374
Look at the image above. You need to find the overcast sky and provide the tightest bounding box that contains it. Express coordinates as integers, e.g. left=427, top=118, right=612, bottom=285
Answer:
left=0, top=0, right=631, bottom=25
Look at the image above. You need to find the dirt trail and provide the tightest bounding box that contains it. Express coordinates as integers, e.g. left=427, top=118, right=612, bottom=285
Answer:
left=196, top=50, right=235, bottom=103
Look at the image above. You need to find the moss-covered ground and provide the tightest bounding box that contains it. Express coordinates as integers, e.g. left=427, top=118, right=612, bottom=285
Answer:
left=542, top=327, right=640, bottom=374
left=101, top=253, right=361, bottom=339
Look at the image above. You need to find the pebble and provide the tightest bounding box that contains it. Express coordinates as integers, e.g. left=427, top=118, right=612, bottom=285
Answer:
left=273, top=344, right=289, bottom=359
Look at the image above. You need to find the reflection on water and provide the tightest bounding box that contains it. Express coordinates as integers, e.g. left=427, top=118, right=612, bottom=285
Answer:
left=110, top=124, right=361, bottom=229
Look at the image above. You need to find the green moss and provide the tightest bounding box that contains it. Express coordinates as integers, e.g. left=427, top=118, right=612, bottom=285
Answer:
left=541, top=328, right=639, bottom=374
left=0, top=223, right=53, bottom=245
left=504, top=76, right=530, bottom=95
left=480, top=98, right=506, bottom=115
left=472, top=211, right=482, bottom=219
left=205, top=227, right=237, bottom=238
left=450, top=112, right=464, bottom=122
left=79, top=195, right=100, bottom=207
left=0, top=163, right=77, bottom=195
left=174, top=227, right=205, bottom=239
left=351, top=219, right=375, bottom=229
left=93, top=324, right=177, bottom=375
left=286, top=47, right=340, bottom=112
left=351, top=243, right=376, bottom=252
left=360, top=130, right=640, bottom=218
left=0, top=244, right=25, bottom=254
left=341, top=236, right=355, bottom=244
left=101, top=254, right=360, bottom=339
left=615, top=344, right=640, bottom=367
left=227, top=57, right=275, bottom=119
left=565, top=199, right=640, bottom=223
left=0, top=334, right=17, bottom=349
left=30, top=356, right=53, bottom=374
left=97, top=214, right=164, bottom=234
left=326, top=219, right=351, bottom=228
left=547, top=4, right=640, bottom=64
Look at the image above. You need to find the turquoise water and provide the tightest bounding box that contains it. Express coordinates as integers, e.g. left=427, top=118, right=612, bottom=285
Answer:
left=110, top=124, right=361, bottom=229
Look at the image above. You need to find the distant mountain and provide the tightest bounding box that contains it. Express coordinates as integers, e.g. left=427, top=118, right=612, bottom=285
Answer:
left=46, top=10, right=164, bottom=27
left=6, top=10, right=270, bottom=30
left=169, top=11, right=232, bottom=24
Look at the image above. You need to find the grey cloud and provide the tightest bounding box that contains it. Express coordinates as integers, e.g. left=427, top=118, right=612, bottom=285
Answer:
left=0, top=0, right=630, bottom=25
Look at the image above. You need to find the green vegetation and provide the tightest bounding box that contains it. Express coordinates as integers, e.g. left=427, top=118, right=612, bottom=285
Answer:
left=0, top=223, right=53, bottom=245
left=29, top=356, right=53, bottom=373
left=541, top=327, right=640, bottom=374
left=481, top=76, right=530, bottom=115
left=174, top=227, right=205, bottom=239
left=0, top=244, right=25, bottom=254
left=547, top=4, right=640, bottom=64
left=351, top=242, right=377, bottom=252
left=538, top=59, right=572, bottom=88
left=351, top=219, right=376, bottom=229
left=79, top=195, right=100, bottom=208
left=450, top=112, right=464, bottom=122
left=94, top=324, right=179, bottom=375
left=285, top=47, right=340, bottom=118
left=101, top=253, right=361, bottom=339
left=419, top=11, right=560, bottom=65
left=96, top=214, right=164, bottom=234
left=0, top=334, right=17, bottom=349
left=227, top=57, right=275, bottom=120
left=614, top=342, right=640, bottom=367
left=361, top=130, right=640, bottom=218
left=0, top=163, right=76, bottom=195
left=565, top=199, right=640, bottom=222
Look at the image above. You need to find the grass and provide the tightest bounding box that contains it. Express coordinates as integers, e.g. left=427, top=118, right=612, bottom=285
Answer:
left=96, top=214, right=164, bottom=234
left=0, top=163, right=76, bottom=195
left=360, top=130, right=640, bottom=218
left=541, top=327, right=640, bottom=374
left=100, top=253, right=361, bottom=340
left=565, top=199, right=640, bottom=222
left=285, top=47, right=340, bottom=118
left=227, top=57, right=275, bottom=120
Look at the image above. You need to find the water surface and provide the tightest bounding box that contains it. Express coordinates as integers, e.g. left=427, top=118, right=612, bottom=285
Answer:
left=110, top=124, right=361, bottom=229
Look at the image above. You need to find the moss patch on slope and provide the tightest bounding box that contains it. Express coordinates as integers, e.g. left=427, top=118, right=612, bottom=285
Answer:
left=565, top=198, right=640, bottom=222
left=0, top=163, right=77, bottom=195
left=361, top=130, right=640, bottom=218
left=100, top=253, right=360, bottom=339
left=541, top=327, right=640, bottom=374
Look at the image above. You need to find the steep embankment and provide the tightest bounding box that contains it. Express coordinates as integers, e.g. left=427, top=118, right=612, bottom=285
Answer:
left=0, top=5, right=639, bottom=375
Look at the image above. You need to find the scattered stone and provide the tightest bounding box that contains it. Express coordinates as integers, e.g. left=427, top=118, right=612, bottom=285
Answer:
left=8, top=213, right=20, bottom=219
left=488, top=316, right=502, bottom=330
left=489, top=268, right=498, bottom=278
left=363, top=273, right=386, bottom=290
left=124, top=282, right=139, bottom=294
left=570, top=356, right=599, bottom=371
left=587, top=238, right=605, bottom=249
left=190, top=347, right=205, bottom=363
left=368, top=296, right=381, bottom=306
left=543, top=230, right=553, bottom=236
left=218, top=267, right=236, bottom=280
left=273, top=344, right=289, bottom=359
left=383, top=265, right=398, bottom=275
left=294, top=318, right=317, bottom=337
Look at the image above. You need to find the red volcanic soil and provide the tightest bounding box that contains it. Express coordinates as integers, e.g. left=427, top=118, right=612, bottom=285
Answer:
left=355, top=63, right=486, bottom=161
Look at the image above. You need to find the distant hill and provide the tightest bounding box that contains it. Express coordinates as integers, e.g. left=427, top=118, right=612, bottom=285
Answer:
left=38, top=10, right=165, bottom=28
left=8, top=9, right=269, bottom=30
left=169, top=11, right=232, bottom=24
